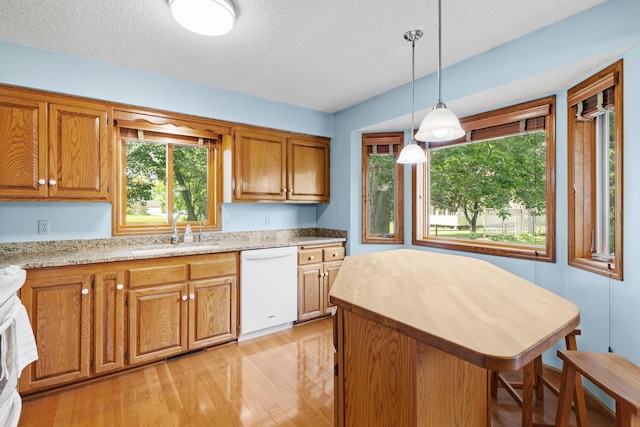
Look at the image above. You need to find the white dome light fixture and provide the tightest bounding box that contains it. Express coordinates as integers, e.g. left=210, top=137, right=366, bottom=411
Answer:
left=169, top=0, right=236, bottom=36
left=414, top=0, right=464, bottom=143
left=397, top=30, right=428, bottom=164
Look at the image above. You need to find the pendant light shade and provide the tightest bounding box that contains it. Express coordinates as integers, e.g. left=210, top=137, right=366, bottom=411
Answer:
left=397, top=29, right=427, bottom=165
left=415, top=0, right=464, bottom=143
left=415, top=102, right=465, bottom=142
left=397, top=142, right=428, bottom=164
left=170, top=0, right=236, bottom=36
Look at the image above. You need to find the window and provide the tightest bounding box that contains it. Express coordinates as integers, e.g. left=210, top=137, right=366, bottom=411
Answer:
left=414, top=97, right=556, bottom=261
left=568, top=60, right=623, bottom=280
left=362, top=133, right=404, bottom=244
left=113, top=109, right=227, bottom=235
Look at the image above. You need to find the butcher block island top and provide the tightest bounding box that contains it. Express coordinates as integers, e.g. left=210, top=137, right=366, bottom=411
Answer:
left=329, top=249, right=579, bottom=372
left=329, top=249, right=580, bottom=427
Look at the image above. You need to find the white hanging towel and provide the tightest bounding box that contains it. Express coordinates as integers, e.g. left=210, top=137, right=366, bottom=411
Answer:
left=6, top=295, right=38, bottom=374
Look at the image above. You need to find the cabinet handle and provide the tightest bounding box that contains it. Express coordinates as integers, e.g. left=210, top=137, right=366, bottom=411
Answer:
left=49, top=179, right=57, bottom=185
left=81, top=288, right=89, bottom=295
left=181, top=295, right=187, bottom=301
left=38, top=178, right=46, bottom=185
left=116, top=284, right=124, bottom=290
left=190, top=293, right=195, bottom=300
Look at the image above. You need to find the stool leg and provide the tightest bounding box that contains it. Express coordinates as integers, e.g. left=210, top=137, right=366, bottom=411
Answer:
left=491, top=371, right=498, bottom=397
left=555, top=363, right=578, bottom=427
left=564, top=334, right=588, bottom=427
left=523, top=362, right=535, bottom=427
left=534, top=355, right=545, bottom=400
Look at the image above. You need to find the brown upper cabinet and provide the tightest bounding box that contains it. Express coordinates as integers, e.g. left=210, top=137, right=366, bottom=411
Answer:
left=0, top=85, right=110, bottom=201
left=233, top=126, right=330, bottom=203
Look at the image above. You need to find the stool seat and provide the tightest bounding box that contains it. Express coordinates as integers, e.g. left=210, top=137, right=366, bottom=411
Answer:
left=556, top=351, right=640, bottom=427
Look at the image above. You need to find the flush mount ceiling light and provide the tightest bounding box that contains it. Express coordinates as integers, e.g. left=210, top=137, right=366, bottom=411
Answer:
left=397, top=30, right=428, bottom=164
left=415, top=0, right=464, bottom=143
left=169, top=0, right=236, bottom=36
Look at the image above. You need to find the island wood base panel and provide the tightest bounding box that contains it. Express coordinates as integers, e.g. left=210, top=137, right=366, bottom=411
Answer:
left=336, top=309, right=489, bottom=426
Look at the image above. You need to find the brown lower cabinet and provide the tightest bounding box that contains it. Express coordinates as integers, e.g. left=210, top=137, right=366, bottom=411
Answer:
left=297, top=243, right=345, bottom=322
left=19, top=252, right=238, bottom=394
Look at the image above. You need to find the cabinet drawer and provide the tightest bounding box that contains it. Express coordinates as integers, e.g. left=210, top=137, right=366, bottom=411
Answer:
left=189, top=253, right=237, bottom=280
left=129, top=264, right=187, bottom=287
left=298, top=248, right=323, bottom=265
left=323, top=246, right=345, bottom=262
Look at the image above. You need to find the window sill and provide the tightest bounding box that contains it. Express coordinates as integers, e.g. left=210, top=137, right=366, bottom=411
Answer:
left=413, top=237, right=553, bottom=262
left=569, top=257, right=622, bottom=281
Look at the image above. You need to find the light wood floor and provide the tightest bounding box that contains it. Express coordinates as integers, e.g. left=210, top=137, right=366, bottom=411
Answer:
left=18, top=318, right=614, bottom=426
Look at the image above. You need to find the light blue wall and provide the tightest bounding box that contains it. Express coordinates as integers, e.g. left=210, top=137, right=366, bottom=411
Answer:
left=2, top=0, right=640, bottom=406
left=0, top=39, right=333, bottom=243
left=318, top=0, right=640, bottom=403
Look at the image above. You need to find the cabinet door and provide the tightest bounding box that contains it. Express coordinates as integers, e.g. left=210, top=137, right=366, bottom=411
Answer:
left=48, top=102, right=109, bottom=200
left=188, top=276, right=237, bottom=349
left=94, top=271, right=125, bottom=374
left=19, top=274, right=92, bottom=392
left=287, top=137, right=329, bottom=202
left=128, top=284, right=188, bottom=365
left=298, top=264, right=323, bottom=322
left=323, top=260, right=342, bottom=314
left=234, top=129, right=287, bottom=201
left=0, top=92, right=47, bottom=198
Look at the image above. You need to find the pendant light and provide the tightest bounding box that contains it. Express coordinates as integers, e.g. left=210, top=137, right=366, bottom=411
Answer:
left=414, top=0, right=464, bottom=142
left=169, top=0, right=236, bottom=36
left=397, top=30, right=428, bottom=164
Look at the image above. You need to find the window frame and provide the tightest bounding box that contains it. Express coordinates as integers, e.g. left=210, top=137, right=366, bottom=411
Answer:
left=112, top=108, right=228, bottom=236
left=567, top=60, right=623, bottom=280
left=412, top=96, right=556, bottom=262
left=362, top=132, right=405, bottom=244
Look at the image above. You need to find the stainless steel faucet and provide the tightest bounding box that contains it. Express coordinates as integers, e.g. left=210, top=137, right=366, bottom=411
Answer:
left=171, top=210, right=187, bottom=245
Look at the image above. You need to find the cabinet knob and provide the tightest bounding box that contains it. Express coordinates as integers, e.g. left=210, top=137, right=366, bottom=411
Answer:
left=49, top=179, right=57, bottom=186
left=309, top=255, right=314, bottom=260
left=190, top=293, right=195, bottom=300
left=333, top=253, right=338, bottom=257
left=38, top=178, right=46, bottom=185
left=81, top=288, right=89, bottom=295
left=116, top=284, right=124, bottom=290
left=181, top=295, right=188, bottom=301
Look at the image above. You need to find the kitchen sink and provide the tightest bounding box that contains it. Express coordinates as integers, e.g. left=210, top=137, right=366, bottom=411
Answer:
left=130, top=244, right=220, bottom=256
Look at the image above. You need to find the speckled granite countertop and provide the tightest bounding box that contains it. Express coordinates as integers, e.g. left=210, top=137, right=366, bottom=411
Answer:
left=0, top=228, right=347, bottom=270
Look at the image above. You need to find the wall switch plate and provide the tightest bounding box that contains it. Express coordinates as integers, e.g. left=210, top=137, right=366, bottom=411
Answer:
left=38, top=219, right=50, bottom=235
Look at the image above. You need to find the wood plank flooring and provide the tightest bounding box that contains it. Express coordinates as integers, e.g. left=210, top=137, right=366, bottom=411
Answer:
left=18, top=318, right=614, bottom=426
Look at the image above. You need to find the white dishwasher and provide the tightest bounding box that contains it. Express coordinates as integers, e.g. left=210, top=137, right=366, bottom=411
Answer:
left=239, top=246, right=298, bottom=342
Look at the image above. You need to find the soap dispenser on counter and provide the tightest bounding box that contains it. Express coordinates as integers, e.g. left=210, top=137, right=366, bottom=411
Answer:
left=184, top=224, right=194, bottom=244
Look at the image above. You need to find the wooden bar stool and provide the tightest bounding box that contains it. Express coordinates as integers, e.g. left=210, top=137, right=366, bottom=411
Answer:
left=491, top=329, right=587, bottom=426
left=556, top=350, right=640, bottom=427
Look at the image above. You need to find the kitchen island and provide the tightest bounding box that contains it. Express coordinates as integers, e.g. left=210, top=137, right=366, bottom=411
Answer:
left=329, top=249, right=580, bottom=427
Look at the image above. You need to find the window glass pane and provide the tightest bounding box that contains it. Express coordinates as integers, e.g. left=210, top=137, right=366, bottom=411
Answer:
left=428, top=132, right=546, bottom=249
left=609, top=110, right=616, bottom=253
left=367, top=153, right=396, bottom=236
left=125, top=141, right=168, bottom=225
left=173, top=145, right=209, bottom=222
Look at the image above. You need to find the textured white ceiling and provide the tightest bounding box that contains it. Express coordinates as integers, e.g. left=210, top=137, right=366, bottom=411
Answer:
left=0, top=0, right=606, bottom=113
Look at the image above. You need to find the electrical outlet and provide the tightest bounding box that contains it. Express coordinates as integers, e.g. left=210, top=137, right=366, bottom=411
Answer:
left=265, top=216, right=271, bottom=226
left=38, top=220, right=50, bottom=235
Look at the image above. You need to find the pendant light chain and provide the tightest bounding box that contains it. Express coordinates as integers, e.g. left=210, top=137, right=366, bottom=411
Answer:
left=437, top=0, right=442, bottom=104
left=411, top=34, right=416, bottom=138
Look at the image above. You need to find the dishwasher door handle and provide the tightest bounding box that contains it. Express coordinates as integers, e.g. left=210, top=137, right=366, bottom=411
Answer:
left=242, top=249, right=296, bottom=261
